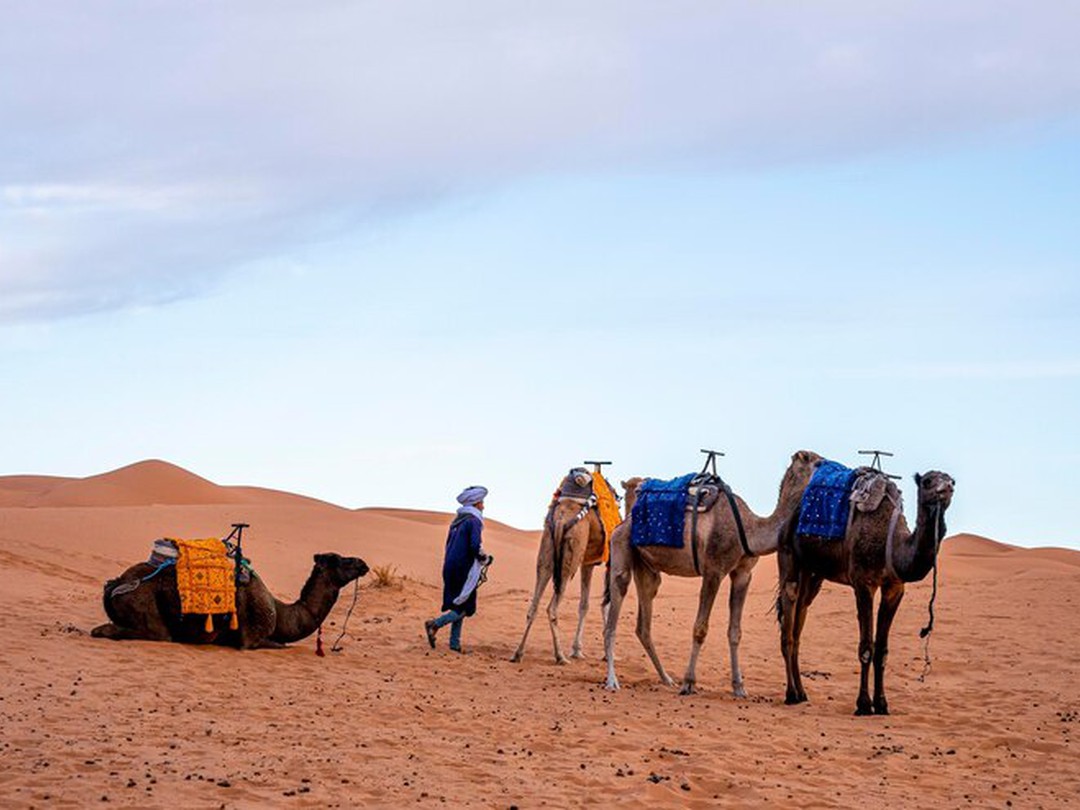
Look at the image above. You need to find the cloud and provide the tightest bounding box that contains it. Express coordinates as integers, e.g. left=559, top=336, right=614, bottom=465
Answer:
left=2, top=1, right=1079, bottom=320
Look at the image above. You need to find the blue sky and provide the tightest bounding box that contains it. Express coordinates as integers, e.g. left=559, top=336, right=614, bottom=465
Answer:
left=2, top=3, right=1078, bottom=547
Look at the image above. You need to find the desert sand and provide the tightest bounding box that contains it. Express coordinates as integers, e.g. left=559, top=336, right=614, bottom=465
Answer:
left=1, top=460, right=1077, bottom=808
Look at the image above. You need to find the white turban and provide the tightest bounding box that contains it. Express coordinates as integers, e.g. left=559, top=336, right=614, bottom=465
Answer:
left=457, top=485, right=488, bottom=506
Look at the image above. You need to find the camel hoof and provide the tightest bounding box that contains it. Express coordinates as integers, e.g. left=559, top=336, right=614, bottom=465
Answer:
left=874, top=701, right=890, bottom=716
left=510, top=651, right=523, bottom=664
left=732, top=685, right=748, bottom=699
left=784, top=693, right=807, bottom=706
left=555, top=656, right=569, bottom=666
left=570, top=649, right=585, bottom=660
left=679, top=683, right=696, bottom=696
left=854, top=705, right=874, bottom=716
left=604, top=678, right=621, bottom=692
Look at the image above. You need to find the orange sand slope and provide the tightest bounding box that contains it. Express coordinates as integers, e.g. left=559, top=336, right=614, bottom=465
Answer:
left=1, top=460, right=1077, bottom=808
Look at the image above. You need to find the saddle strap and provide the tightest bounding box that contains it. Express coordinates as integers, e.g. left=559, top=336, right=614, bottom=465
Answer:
left=551, top=494, right=597, bottom=587
left=690, top=489, right=703, bottom=576
left=884, top=492, right=904, bottom=581
left=563, top=494, right=597, bottom=531
left=690, top=480, right=751, bottom=570
left=722, top=484, right=752, bottom=557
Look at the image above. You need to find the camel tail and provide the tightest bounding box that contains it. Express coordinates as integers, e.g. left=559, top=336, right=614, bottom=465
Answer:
left=551, top=518, right=567, bottom=598
left=102, top=578, right=125, bottom=626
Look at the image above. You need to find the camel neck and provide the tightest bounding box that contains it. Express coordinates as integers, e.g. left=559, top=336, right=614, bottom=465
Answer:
left=269, top=569, right=341, bottom=644
left=742, top=477, right=803, bottom=556
left=894, top=499, right=945, bottom=583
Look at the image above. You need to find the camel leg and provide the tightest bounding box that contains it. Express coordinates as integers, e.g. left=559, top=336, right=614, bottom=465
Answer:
left=600, top=564, right=611, bottom=632
left=679, top=571, right=723, bottom=695
left=510, top=547, right=555, bottom=663
left=780, top=568, right=822, bottom=704
left=854, top=584, right=877, bottom=716
left=793, top=574, right=823, bottom=680
left=778, top=547, right=803, bottom=704
left=90, top=626, right=171, bottom=643
left=633, top=563, right=675, bottom=688
left=547, top=587, right=570, bottom=665
left=872, top=581, right=905, bottom=715
left=570, top=563, right=595, bottom=659
left=726, top=561, right=755, bottom=698
left=90, top=622, right=171, bottom=642
left=604, top=552, right=632, bottom=690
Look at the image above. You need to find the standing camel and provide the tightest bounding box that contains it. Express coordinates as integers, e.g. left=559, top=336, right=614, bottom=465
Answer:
left=511, top=468, right=617, bottom=664
left=603, top=450, right=823, bottom=695
left=777, top=468, right=955, bottom=715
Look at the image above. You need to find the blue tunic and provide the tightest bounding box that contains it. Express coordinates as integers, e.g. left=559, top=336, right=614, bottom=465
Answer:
left=441, top=514, right=484, bottom=616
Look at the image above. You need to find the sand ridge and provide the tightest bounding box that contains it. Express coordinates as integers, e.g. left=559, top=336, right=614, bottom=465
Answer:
left=1, top=461, right=1078, bottom=807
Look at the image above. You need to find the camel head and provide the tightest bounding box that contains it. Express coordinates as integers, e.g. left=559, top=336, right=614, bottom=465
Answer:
left=914, top=471, right=955, bottom=509
left=620, top=476, right=645, bottom=513
left=313, top=553, right=370, bottom=587
left=779, top=450, right=825, bottom=497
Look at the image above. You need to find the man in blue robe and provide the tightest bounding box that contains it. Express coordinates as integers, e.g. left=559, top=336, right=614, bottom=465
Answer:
left=425, top=485, right=491, bottom=652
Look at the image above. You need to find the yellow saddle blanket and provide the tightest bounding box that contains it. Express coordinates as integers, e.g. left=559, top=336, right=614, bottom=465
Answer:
left=585, top=471, right=622, bottom=566
left=171, top=538, right=238, bottom=632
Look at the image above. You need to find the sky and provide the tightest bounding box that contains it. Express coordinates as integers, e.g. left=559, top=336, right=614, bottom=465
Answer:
left=2, top=2, right=1078, bottom=547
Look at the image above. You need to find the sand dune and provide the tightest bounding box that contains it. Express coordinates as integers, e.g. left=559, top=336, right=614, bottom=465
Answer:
left=1, top=461, right=1078, bottom=807
left=0, top=460, right=343, bottom=511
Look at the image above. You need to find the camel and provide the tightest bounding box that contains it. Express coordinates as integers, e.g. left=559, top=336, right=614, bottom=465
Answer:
left=511, top=468, right=613, bottom=664
left=777, top=469, right=955, bottom=715
left=603, top=450, right=823, bottom=695
left=91, top=552, right=369, bottom=649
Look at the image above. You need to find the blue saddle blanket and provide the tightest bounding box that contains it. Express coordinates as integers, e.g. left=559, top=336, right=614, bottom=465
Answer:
left=630, top=473, right=697, bottom=548
left=796, top=460, right=858, bottom=539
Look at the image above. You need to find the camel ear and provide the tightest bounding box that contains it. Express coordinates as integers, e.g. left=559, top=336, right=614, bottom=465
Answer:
left=914, top=473, right=923, bottom=487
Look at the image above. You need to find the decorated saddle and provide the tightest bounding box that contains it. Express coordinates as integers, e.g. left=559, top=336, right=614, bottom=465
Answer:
left=144, top=535, right=252, bottom=631
left=587, top=470, right=622, bottom=565
left=796, top=461, right=892, bottom=539
left=630, top=473, right=697, bottom=548
left=548, top=467, right=623, bottom=566
left=629, top=472, right=730, bottom=549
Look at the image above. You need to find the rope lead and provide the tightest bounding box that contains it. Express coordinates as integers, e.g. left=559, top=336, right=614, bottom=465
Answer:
left=917, top=503, right=943, bottom=682
left=330, top=579, right=361, bottom=653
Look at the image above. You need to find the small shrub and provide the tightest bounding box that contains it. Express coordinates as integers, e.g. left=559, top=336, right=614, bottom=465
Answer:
left=369, top=563, right=402, bottom=589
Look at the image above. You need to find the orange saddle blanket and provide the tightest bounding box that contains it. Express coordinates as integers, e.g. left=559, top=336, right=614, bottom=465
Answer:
left=584, top=471, right=622, bottom=566
left=171, top=538, right=238, bottom=632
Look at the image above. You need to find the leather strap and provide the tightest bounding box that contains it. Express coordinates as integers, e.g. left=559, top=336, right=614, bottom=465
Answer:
left=690, top=488, right=703, bottom=575
left=884, top=491, right=904, bottom=580
left=722, top=482, right=753, bottom=557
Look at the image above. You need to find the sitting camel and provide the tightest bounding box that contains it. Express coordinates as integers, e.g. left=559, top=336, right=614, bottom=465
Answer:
left=91, top=552, right=369, bottom=649
left=511, top=468, right=616, bottom=664
left=604, top=450, right=823, bottom=695
left=777, top=469, right=955, bottom=715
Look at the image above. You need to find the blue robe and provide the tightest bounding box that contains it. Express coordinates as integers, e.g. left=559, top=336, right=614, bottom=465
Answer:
left=441, top=513, right=484, bottom=616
